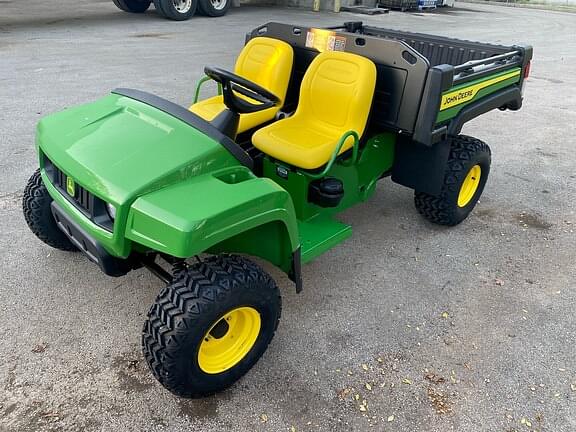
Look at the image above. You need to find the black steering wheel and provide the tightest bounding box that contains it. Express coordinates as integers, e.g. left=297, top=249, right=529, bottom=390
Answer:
left=204, top=66, right=280, bottom=114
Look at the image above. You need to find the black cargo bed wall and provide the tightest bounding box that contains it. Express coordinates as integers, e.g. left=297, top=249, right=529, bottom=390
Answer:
left=361, top=26, right=510, bottom=67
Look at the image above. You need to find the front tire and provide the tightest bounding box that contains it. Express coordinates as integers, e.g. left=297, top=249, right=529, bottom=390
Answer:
left=23, top=169, right=77, bottom=252
left=414, top=135, right=491, bottom=226
left=142, top=255, right=281, bottom=398
left=197, top=0, right=230, bottom=17
left=112, top=0, right=152, bottom=13
left=153, top=0, right=198, bottom=20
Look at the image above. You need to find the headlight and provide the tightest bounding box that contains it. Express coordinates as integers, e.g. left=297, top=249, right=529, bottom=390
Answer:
left=106, top=203, right=116, bottom=220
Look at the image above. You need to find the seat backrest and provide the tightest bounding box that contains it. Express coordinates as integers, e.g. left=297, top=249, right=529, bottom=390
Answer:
left=294, top=51, right=376, bottom=137
left=234, top=37, right=294, bottom=105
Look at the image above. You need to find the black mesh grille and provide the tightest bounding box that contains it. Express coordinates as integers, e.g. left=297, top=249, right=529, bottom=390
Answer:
left=48, top=160, right=93, bottom=216
left=42, top=153, right=114, bottom=232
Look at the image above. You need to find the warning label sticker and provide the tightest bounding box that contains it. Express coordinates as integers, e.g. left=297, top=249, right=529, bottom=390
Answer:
left=306, top=29, right=346, bottom=52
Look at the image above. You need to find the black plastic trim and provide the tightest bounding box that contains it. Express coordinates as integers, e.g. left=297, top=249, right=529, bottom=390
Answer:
left=447, top=86, right=522, bottom=136
left=391, top=136, right=450, bottom=196
left=413, top=65, right=454, bottom=146
left=51, top=202, right=133, bottom=277
left=289, top=247, right=303, bottom=293
left=43, top=154, right=114, bottom=232
left=112, top=88, right=253, bottom=170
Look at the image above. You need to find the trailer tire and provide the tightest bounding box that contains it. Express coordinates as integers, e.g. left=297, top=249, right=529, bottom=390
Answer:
left=414, top=135, right=491, bottom=226
left=153, top=0, right=197, bottom=20
left=142, top=254, right=281, bottom=398
left=23, top=169, right=78, bottom=252
left=112, top=0, right=152, bottom=13
left=197, top=0, right=230, bottom=17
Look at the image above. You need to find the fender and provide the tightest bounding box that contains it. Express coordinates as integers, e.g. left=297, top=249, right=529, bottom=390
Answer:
left=125, top=166, right=300, bottom=279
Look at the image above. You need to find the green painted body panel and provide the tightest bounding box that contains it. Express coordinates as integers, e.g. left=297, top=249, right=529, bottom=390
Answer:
left=262, top=133, right=396, bottom=221
left=125, top=166, right=298, bottom=258
left=436, top=68, right=521, bottom=123
left=261, top=133, right=396, bottom=261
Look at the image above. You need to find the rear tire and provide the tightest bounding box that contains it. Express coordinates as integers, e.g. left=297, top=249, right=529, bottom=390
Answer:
left=414, top=135, right=491, bottom=226
left=23, top=169, right=77, bottom=252
left=197, top=0, right=230, bottom=17
left=142, top=255, right=281, bottom=398
left=153, top=0, right=198, bottom=20
left=112, top=0, right=152, bottom=13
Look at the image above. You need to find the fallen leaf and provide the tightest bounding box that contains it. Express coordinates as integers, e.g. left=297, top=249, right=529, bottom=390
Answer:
left=387, top=415, right=395, bottom=422
left=402, top=378, right=412, bottom=385
left=441, top=312, right=449, bottom=319
left=365, top=383, right=372, bottom=391
left=359, top=405, right=367, bottom=412
left=361, top=364, right=369, bottom=371
left=571, top=383, right=576, bottom=392
left=260, top=414, right=268, bottom=423
left=495, top=278, right=504, bottom=286
left=354, top=394, right=360, bottom=401
left=290, top=427, right=296, bottom=432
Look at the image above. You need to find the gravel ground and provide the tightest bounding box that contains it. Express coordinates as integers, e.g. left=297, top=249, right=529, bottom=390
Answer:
left=1, top=1, right=575, bottom=431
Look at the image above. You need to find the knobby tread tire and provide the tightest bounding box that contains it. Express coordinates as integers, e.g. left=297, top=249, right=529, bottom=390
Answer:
left=142, top=254, right=281, bottom=398
left=414, top=135, right=491, bottom=226
left=22, top=169, right=77, bottom=252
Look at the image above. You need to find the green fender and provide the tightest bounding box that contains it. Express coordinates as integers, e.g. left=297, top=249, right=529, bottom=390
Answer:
left=125, top=166, right=299, bottom=272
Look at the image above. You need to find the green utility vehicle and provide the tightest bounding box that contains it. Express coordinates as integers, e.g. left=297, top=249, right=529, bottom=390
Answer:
left=23, top=22, right=532, bottom=397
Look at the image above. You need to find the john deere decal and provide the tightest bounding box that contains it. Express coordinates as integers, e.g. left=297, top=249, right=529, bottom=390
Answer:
left=440, top=69, right=521, bottom=111
left=66, top=176, right=75, bottom=197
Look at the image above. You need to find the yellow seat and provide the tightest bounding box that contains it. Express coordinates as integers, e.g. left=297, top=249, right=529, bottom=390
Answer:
left=190, top=37, right=294, bottom=133
left=252, top=51, right=376, bottom=170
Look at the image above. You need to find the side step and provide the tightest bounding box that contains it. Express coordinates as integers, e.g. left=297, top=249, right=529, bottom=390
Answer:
left=298, top=217, right=352, bottom=264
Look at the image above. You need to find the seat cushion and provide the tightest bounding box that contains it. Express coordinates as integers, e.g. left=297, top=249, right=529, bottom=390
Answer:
left=190, top=95, right=277, bottom=133
left=252, top=117, right=357, bottom=170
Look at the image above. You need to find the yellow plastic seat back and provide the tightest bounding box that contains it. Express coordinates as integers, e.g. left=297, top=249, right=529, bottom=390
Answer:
left=252, top=51, right=377, bottom=170
left=190, top=37, right=293, bottom=133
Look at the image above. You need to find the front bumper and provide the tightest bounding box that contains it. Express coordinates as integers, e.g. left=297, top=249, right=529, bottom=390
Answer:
left=51, top=202, right=133, bottom=277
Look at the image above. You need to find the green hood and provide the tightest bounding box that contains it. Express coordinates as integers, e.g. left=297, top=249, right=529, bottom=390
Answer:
left=37, top=94, right=239, bottom=206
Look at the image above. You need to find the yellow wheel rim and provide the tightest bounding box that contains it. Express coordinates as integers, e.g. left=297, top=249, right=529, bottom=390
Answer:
left=457, top=164, right=482, bottom=207
left=198, top=307, right=261, bottom=374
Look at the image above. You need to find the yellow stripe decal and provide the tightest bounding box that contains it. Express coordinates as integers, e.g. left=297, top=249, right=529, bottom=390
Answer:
left=440, top=70, right=521, bottom=111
